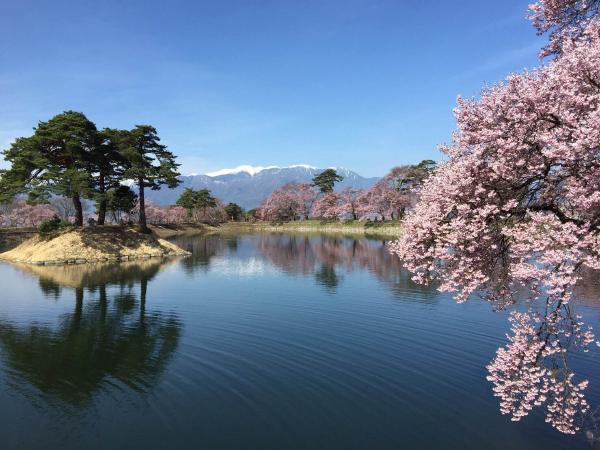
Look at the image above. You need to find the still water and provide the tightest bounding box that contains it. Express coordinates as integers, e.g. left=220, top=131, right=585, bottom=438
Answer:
left=0, top=233, right=599, bottom=450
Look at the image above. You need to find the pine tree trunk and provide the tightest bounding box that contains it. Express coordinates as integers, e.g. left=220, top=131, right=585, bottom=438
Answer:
left=138, top=177, right=148, bottom=231
left=97, top=175, right=107, bottom=225
left=73, top=193, right=83, bottom=226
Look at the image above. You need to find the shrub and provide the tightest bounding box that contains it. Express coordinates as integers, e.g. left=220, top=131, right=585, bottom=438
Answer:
left=38, top=216, right=66, bottom=236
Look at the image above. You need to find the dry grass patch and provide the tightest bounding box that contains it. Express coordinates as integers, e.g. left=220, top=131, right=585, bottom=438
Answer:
left=0, top=226, right=189, bottom=265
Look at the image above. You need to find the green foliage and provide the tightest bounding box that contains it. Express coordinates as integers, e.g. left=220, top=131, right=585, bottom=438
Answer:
left=91, top=128, right=130, bottom=224
left=175, top=188, right=197, bottom=216
left=106, top=186, right=138, bottom=223
left=312, top=169, right=344, bottom=193
left=224, top=203, right=243, bottom=221
left=0, top=113, right=181, bottom=230
left=0, top=111, right=98, bottom=225
left=38, top=216, right=67, bottom=236
left=119, top=125, right=181, bottom=191
left=176, top=188, right=217, bottom=219
left=194, top=188, right=217, bottom=211
left=119, top=125, right=181, bottom=230
left=392, top=159, right=437, bottom=193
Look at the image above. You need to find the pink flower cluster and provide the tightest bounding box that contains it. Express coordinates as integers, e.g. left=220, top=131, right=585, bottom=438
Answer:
left=312, top=188, right=362, bottom=220
left=487, top=310, right=592, bottom=433
left=258, top=166, right=423, bottom=222
left=0, top=200, right=57, bottom=228
left=390, top=6, right=600, bottom=435
left=130, top=203, right=207, bottom=225
left=258, top=183, right=318, bottom=221
left=529, top=0, right=600, bottom=56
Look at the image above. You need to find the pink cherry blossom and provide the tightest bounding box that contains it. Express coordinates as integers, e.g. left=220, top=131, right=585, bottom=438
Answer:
left=0, top=199, right=57, bottom=228
left=390, top=12, right=600, bottom=434
left=258, top=183, right=319, bottom=221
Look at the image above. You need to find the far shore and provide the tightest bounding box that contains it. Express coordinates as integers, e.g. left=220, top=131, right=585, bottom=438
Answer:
left=216, top=220, right=402, bottom=238
left=0, top=220, right=400, bottom=262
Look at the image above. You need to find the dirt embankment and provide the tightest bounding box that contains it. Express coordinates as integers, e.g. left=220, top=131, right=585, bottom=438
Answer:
left=0, top=228, right=38, bottom=252
left=0, top=226, right=190, bottom=266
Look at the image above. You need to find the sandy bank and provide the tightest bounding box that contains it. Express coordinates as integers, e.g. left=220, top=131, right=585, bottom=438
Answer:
left=0, top=226, right=189, bottom=265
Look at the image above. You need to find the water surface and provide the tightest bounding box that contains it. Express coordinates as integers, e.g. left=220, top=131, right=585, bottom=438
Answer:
left=0, top=233, right=599, bottom=450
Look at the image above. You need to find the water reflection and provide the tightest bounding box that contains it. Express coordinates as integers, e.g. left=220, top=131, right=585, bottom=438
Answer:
left=255, top=234, right=438, bottom=297
left=0, top=259, right=181, bottom=406
left=171, top=234, right=224, bottom=275
left=171, top=233, right=439, bottom=297
left=0, top=234, right=598, bottom=449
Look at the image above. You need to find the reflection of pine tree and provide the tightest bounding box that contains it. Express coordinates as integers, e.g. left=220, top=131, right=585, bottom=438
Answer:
left=315, top=264, right=340, bottom=292
left=0, top=261, right=181, bottom=407
left=169, top=234, right=225, bottom=275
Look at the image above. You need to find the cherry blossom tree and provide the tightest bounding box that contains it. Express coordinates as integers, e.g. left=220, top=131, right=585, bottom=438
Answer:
left=529, top=0, right=600, bottom=56
left=167, top=206, right=188, bottom=224
left=258, top=183, right=318, bottom=222
left=311, top=192, right=344, bottom=219
left=311, top=188, right=362, bottom=220
left=194, top=198, right=227, bottom=224
left=0, top=200, right=57, bottom=228
left=356, top=164, right=432, bottom=220
left=390, top=4, right=600, bottom=434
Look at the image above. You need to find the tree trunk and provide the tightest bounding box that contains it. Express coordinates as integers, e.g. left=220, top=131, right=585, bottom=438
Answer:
left=72, top=193, right=83, bottom=226
left=138, top=177, right=148, bottom=231
left=97, top=174, right=107, bottom=225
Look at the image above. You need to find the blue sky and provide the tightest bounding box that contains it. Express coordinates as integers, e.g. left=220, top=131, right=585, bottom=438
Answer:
left=0, top=0, right=544, bottom=177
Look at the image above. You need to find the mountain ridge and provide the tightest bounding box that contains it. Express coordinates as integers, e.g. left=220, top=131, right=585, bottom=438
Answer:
left=146, top=165, right=379, bottom=209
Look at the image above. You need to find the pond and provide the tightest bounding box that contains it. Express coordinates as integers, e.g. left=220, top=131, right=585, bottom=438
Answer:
left=0, top=233, right=599, bottom=450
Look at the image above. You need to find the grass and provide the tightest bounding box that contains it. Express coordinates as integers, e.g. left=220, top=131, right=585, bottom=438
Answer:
left=219, top=219, right=402, bottom=238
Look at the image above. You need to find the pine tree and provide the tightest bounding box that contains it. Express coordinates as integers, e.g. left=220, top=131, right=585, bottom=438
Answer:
left=0, top=111, right=97, bottom=226
left=119, top=125, right=181, bottom=231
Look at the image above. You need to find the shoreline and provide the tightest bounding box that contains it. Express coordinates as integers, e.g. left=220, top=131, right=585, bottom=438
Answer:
left=0, top=226, right=192, bottom=266
left=216, top=220, right=402, bottom=238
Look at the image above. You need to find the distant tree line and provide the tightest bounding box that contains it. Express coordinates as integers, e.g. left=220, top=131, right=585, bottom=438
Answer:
left=0, top=110, right=434, bottom=229
left=257, top=162, right=436, bottom=222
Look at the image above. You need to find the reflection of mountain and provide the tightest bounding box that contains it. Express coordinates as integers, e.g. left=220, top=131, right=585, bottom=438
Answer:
left=0, top=260, right=181, bottom=406
left=145, top=166, right=379, bottom=209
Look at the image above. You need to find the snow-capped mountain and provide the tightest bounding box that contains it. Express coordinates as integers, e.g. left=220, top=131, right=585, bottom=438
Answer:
left=145, top=165, right=379, bottom=209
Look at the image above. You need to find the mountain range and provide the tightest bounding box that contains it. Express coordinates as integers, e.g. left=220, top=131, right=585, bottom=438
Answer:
left=145, top=165, right=380, bottom=209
